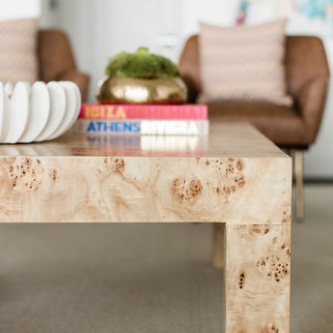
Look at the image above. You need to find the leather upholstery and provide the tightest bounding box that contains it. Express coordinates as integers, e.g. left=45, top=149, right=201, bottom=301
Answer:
left=179, top=35, right=330, bottom=147
left=38, top=30, right=90, bottom=102
left=179, top=36, right=202, bottom=104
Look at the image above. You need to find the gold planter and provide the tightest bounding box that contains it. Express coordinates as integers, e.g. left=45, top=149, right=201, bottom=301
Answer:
left=97, top=77, right=188, bottom=105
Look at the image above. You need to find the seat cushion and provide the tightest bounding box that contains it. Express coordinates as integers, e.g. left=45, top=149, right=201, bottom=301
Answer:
left=206, top=100, right=308, bottom=146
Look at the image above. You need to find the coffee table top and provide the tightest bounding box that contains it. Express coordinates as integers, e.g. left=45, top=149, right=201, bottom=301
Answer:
left=0, top=122, right=286, bottom=159
left=0, top=122, right=291, bottom=223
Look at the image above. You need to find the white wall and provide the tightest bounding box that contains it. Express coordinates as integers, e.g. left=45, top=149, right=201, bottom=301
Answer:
left=181, top=0, right=240, bottom=34
left=0, top=0, right=40, bottom=21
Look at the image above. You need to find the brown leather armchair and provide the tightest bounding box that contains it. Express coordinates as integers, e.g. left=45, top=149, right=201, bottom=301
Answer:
left=38, top=29, right=90, bottom=102
left=179, top=35, right=330, bottom=220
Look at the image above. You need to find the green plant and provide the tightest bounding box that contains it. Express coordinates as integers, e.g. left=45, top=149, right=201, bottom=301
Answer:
left=105, top=47, right=180, bottom=79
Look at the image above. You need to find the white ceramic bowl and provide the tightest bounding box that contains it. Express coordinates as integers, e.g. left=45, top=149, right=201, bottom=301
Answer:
left=0, top=81, right=81, bottom=144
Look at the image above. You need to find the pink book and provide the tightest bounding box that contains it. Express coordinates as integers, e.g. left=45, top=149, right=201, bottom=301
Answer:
left=79, top=104, right=208, bottom=120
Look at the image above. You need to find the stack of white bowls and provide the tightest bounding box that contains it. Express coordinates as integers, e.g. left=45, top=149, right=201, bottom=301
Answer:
left=0, top=81, right=81, bottom=144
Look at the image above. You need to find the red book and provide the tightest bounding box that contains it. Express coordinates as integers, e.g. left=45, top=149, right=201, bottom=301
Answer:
left=79, top=104, right=208, bottom=120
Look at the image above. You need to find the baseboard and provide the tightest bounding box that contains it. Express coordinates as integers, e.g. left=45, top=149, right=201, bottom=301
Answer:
left=304, top=178, right=333, bottom=184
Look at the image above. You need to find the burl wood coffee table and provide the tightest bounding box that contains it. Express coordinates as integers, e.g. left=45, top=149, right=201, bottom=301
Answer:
left=0, top=122, right=292, bottom=333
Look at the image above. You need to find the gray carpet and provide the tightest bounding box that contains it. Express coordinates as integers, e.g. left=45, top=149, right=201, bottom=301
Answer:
left=0, top=185, right=332, bottom=333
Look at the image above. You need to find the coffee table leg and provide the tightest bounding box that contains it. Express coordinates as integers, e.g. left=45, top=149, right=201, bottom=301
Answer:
left=212, top=223, right=225, bottom=269
left=225, top=223, right=291, bottom=333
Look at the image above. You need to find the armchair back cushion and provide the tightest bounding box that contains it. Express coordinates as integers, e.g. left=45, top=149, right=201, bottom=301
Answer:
left=199, top=21, right=292, bottom=106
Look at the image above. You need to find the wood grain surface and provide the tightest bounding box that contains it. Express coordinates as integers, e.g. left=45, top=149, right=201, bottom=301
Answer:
left=225, top=223, right=291, bottom=333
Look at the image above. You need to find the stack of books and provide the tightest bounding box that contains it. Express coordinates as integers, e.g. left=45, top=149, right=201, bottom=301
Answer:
left=75, top=104, right=209, bottom=136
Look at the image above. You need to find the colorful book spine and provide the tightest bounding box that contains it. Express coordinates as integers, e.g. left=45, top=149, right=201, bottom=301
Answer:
left=74, top=120, right=209, bottom=136
left=79, top=104, right=208, bottom=120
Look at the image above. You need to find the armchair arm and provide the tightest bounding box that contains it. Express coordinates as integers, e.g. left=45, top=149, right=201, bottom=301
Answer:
left=38, top=30, right=77, bottom=82
left=293, top=76, right=329, bottom=144
left=286, top=36, right=330, bottom=144
left=58, top=71, right=90, bottom=103
left=38, top=30, right=90, bottom=102
left=179, top=35, right=201, bottom=103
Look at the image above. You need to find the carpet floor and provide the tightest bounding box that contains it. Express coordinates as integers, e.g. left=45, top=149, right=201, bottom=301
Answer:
left=0, top=185, right=332, bottom=333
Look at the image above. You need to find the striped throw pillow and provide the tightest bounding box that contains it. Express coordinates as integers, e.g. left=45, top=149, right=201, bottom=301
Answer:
left=0, top=18, right=38, bottom=84
left=199, top=20, right=292, bottom=106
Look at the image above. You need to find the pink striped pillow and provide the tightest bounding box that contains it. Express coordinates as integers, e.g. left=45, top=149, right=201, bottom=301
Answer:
left=199, top=20, right=292, bottom=106
left=0, top=18, right=38, bottom=84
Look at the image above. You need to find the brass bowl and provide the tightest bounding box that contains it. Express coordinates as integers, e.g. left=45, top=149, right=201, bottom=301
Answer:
left=97, top=77, right=188, bottom=104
